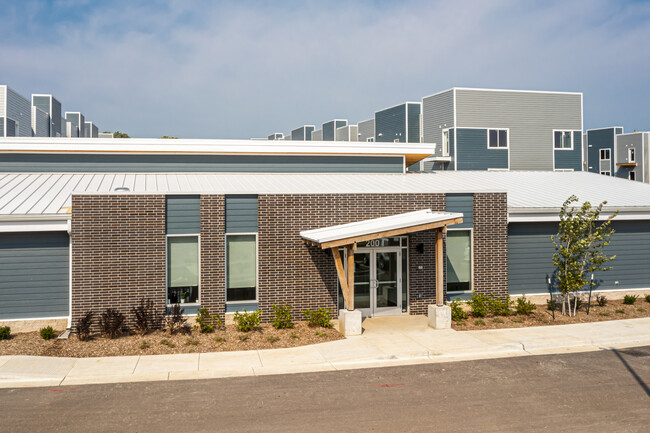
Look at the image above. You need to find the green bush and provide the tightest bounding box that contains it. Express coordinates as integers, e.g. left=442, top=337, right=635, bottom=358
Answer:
left=596, top=295, right=608, bottom=307
left=303, top=308, right=333, bottom=328
left=271, top=303, right=294, bottom=329
left=40, top=326, right=56, bottom=340
left=450, top=298, right=468, bottom=322
left=0, top=326, right=10, bottom=340
left=468, top=292, right=489, bottom=318
left=233, top=310, right=262, bottom=332
left=645, top=294, right=650, bottom=303
left=487, top=295, right=513, bottom=316
left=196, top=308, right=223, bottom=333
left=515, top=296, right=536, bottom=315
left=546, top=298, right=557, bottom=311
left=623, top=295, right=638, bottom=305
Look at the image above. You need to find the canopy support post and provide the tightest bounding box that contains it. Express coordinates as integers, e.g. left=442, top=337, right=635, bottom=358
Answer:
left=436, top=226, right=446, bottom=307
left=331, top=247, right=351, bottom=310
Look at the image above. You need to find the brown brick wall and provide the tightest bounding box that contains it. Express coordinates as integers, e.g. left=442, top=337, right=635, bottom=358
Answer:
left=473, top=192, right=509, bottom=297
left=257, top=193, right=446, bottom=318
left=200, top=195, right=226, bottom=316
left=70, top=191, right=508, bottom=324
left=71, top=195, right=166, bottom=327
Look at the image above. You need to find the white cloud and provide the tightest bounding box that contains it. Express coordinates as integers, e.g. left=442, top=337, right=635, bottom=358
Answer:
left=1, top=0, right=648, bottom=137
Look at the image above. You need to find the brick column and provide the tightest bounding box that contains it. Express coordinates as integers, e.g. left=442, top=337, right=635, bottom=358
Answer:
left=200, top=195, right=226, bottom=317
left=473, top=192, right=508, bottom=297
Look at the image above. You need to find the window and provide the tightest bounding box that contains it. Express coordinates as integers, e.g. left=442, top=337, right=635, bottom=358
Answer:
left=629, top=148, right=635, bottom=163
left=446, top=230, right=472, bottom=292
left=442, top=129, right=450, bottom=156
left=554, top=131, right=573, bottom=149
left=226, top=234, right=257, bottom=302
left=600, top=171, right=611, bottom=176
left=600, top=149, right=610, bottom=161
left=167, top=236, right=199, bottom=304
left=367, top=137, right=374, bottom=142
left=488, top=129, right=508, bottom=148
left=629, top=171, right=636, bottom=181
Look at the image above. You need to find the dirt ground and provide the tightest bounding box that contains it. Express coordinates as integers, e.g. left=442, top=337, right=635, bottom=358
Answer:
left=453, top=297, right=650, bottom=330
left=0, top=321, right=343, bottom=358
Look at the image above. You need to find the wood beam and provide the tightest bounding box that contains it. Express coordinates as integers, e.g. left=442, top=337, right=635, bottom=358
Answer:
left=346, top=245, right=355, bottom=311
left=435, top=226, right=446, bottom=307
left=331, top=247, right=350, bottom=310
left=317, top=217, right=463, bottom=249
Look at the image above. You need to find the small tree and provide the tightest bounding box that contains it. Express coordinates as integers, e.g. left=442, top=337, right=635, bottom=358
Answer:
left=551, top=195, right=617, bottom=315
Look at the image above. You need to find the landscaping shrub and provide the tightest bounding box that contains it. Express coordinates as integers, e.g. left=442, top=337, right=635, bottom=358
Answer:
left=468, top=292, right=489, bottom=318
left=623, top=295, right=638, bottom=305
left=40, top=326, right=56, bottom=340
left=303, top=308, right=333, bottom=328
left=131, top=298, right=162, bottom=335
left=267, top=336, right=280, bottom=343
left=99, top=308, right=125, bottom=339
left=615, top=308, right=625, bottom=314
left=165, top=304, right=188, bottom=335
left=271, top=303, right=294, bottom=329
left=515, top=296, right=536, bottom=315
left=596, top=295, right=608, bottom=307
left=646, top=294, right=650, bottom=303
left=195, top=308, right=223, bottom=333
left=450, top=298, right=468, bottom=322
left=487, top=295, right=513, bottom=316
left=233, top=310, right=262, bottom=332
left=0, top=326, right=10, bottom=340
left=546, top=298, right=557, bottom=311
left=76, top=311, right=94, bottom=341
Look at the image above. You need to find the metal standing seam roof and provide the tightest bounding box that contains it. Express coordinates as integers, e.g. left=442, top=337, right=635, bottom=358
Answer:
left=300, top=210, right=464, bottom=244
left=3, top=171, right=650, bottom=218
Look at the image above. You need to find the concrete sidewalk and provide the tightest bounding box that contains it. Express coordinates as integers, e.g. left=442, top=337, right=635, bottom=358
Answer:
left=2, top=316, right=649, bottom=389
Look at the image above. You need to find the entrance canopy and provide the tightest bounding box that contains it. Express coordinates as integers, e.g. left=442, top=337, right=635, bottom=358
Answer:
left=300, top=209, right=463, bottom=249
left=300, top=209, right=463, bottom=311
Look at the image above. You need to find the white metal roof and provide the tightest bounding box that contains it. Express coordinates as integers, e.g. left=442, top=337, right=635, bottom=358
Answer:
left=2, top=171, right=650, bottom=219
left=300, top=210, right=463, bottom=244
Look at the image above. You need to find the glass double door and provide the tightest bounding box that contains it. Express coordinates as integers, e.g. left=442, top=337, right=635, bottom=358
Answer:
left=349, top=247, right=402, bottom=317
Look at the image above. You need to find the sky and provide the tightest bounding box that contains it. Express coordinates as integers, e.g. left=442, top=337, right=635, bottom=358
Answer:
left=1, top=0, right=648, bottom=138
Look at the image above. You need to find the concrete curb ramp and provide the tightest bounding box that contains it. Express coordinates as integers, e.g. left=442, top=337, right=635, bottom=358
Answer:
left=1, top=317, right=649, bottom=389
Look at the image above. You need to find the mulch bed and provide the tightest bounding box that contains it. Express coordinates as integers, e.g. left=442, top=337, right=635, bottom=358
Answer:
left=0, top=321, right=343, bottom=358
left=453, top=298, right=650, bottom=331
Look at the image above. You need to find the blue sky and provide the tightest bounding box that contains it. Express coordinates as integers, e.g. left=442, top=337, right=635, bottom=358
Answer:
left=1, top=0, right=648, bottom=138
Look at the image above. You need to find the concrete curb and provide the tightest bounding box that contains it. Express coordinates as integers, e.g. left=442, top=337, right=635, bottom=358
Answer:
left=1, top=317, right=649, bottom=389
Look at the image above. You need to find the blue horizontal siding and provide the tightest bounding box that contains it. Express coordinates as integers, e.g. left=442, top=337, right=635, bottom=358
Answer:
left=166, top=195, right=200, bottom=234
left=446, top=193, right=473, bottom=228
left=554, top=132, right=583, bottom=171
left=0, top=232, right=69, bottom=320
left=226, top=195, right=258, bottom=233
left=456, top=128, right=508, bottom=170
left=508, top=220, right=650, bottom=294
left=0, top=154, right=405, bottom=174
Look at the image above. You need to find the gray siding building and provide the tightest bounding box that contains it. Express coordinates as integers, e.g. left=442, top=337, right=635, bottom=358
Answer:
left=615, top=132, right=648, bottom=183
left=336, top=125, right=358, bottom=142
left=0, top=85, right=32, bottom=137
left=422, top=88, right=583, bottom=171
left=31, top=106, right=50, bottom=137
left=311, top=129, right=322, bottom=141
left=267, top=133, right=284, bottom=140
left=32, top=94, right=62, bottom=137
left=84, top=121, right=99, bottom=138
left=585, top=127, right=623, bottom=176
left=357, top=119, right=375, bottom=142
left=65, top=112, right=85, bottom=138
left=375, top=102, right=421, bottom=144
left=291, top=125, right=315, bottom=141
left=322, top=119, right=347, bottom=141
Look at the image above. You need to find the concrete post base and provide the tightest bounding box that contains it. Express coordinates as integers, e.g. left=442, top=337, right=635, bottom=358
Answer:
left=428, top=305, right=452, bottom=329
left=338, top=309, right=363, bottom=336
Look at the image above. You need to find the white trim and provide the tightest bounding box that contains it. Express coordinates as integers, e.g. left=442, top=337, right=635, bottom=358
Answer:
left=68, top=236, right=72, bottom=328
left=453, top=88, right=457, bottom=171
left=585, top=126, right=624, bottom=133
left=487, top=128, right=510, bottom=149
left=552, top=129, right=575, bottom=150
left=0, top=315, right=69, bottom=322
left=0, top=220, right=69, bottom=232
left=166, top=233, right=201, bottom=305
left=446, top=227, right=473, bottom=294
left=441, top=128, right=450, bottom=157
left=225, top=232, right=259, bottom=304
left=508, top=211, right=650, bottom=223
left=580, top=94, right=584, bottom=171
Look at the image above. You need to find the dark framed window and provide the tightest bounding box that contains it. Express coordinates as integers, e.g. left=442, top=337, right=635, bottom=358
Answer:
left=488, top=129, right=508, bottom=148
left=167, top=236, right=199, bottom=304
left=554, top=131, right=573, bottom=149
left=226, top=234, right=257, bottom=302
